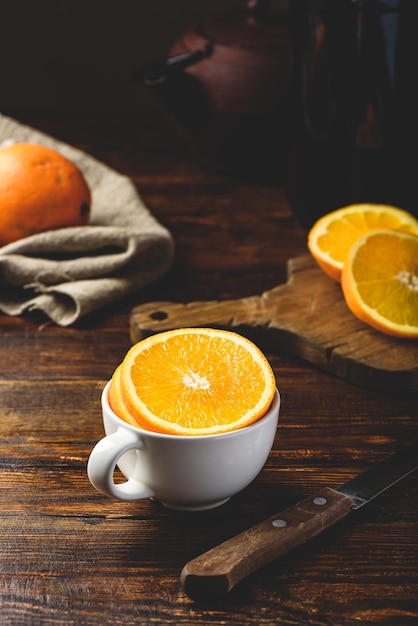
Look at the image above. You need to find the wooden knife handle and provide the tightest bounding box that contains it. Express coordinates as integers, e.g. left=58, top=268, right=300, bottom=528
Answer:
left=181, top=487, right=354, bottom=599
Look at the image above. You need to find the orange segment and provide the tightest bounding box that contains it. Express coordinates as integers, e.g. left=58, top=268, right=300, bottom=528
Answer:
left=341, top=230, right=418, bottom=338
left=308, top=204, right=418, bottom=282
left=118, top=327, right=276, bottom=436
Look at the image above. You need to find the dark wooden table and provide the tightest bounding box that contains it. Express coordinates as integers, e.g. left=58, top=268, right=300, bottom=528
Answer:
left=0, top=110, right=417, bottom=626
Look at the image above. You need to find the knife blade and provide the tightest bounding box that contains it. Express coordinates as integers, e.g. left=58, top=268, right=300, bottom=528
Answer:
left=181, top=441, right=418, bottom=598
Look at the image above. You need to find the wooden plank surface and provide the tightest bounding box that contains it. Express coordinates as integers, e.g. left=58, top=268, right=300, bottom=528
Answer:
left=0, top=111, right=417, bottom=626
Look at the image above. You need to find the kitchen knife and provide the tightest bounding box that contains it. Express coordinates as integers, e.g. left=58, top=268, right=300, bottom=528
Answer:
left=181, top=441, right=418, bottom=598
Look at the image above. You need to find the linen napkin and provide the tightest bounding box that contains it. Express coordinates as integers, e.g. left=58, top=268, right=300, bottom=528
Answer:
left=0, top=113, right=174, bottom=326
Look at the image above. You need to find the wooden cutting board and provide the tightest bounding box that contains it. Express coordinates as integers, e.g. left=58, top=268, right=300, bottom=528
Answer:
left=130, top=255, right=418, bottom=391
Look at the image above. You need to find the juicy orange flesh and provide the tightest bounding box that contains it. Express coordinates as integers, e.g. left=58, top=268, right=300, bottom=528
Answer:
left=316, top=210, right=418, bottom=264
left=350, top=232, right=418, bottom=327
left=124, top=333, right=271, bottom=430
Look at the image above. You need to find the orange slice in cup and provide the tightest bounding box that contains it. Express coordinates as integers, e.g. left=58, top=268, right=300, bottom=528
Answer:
left=108, top=365, right=148, bottom=429
left=117, top=327, right=276, bottom=436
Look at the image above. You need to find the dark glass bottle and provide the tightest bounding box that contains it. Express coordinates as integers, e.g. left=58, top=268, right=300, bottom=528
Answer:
left=287, top=0, right=417, bottom=227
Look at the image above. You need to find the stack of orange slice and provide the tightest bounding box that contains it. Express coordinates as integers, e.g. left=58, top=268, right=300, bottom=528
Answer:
left=307, top=204, right=418, bottom=338
left=108, top=327, right=276, bottom=435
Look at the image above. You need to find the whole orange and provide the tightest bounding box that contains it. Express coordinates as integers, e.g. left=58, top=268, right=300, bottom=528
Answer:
left=0, top=142, right=91, bottom=246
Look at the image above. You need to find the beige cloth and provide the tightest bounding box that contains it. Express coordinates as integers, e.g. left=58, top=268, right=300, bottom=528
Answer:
left=0, top=113, right=174, bottom=326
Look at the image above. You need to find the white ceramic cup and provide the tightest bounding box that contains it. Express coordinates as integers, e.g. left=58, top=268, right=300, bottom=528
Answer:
left=87, top=381, right=280, bottom=511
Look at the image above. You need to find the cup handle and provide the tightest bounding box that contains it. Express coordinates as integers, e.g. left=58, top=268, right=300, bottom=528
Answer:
left=87, top=428, right=155, bottom=501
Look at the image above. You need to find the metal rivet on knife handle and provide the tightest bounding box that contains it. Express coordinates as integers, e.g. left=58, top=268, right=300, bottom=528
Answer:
left=272, top=519, right=287, bottom=528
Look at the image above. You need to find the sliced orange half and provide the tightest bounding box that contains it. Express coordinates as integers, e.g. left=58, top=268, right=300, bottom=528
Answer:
left=341, top=230, right=418, bottom=338
left=118, top=327, right=276, bottom=436
left=308, top=204, right=418, bottom=282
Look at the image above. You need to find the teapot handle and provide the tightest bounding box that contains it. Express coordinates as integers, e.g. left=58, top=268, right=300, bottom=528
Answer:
left=134, top=46, right=212, bottom=86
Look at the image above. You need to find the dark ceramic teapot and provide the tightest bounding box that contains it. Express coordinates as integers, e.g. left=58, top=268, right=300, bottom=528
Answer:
left=136, top=0, right=291, bottom=181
